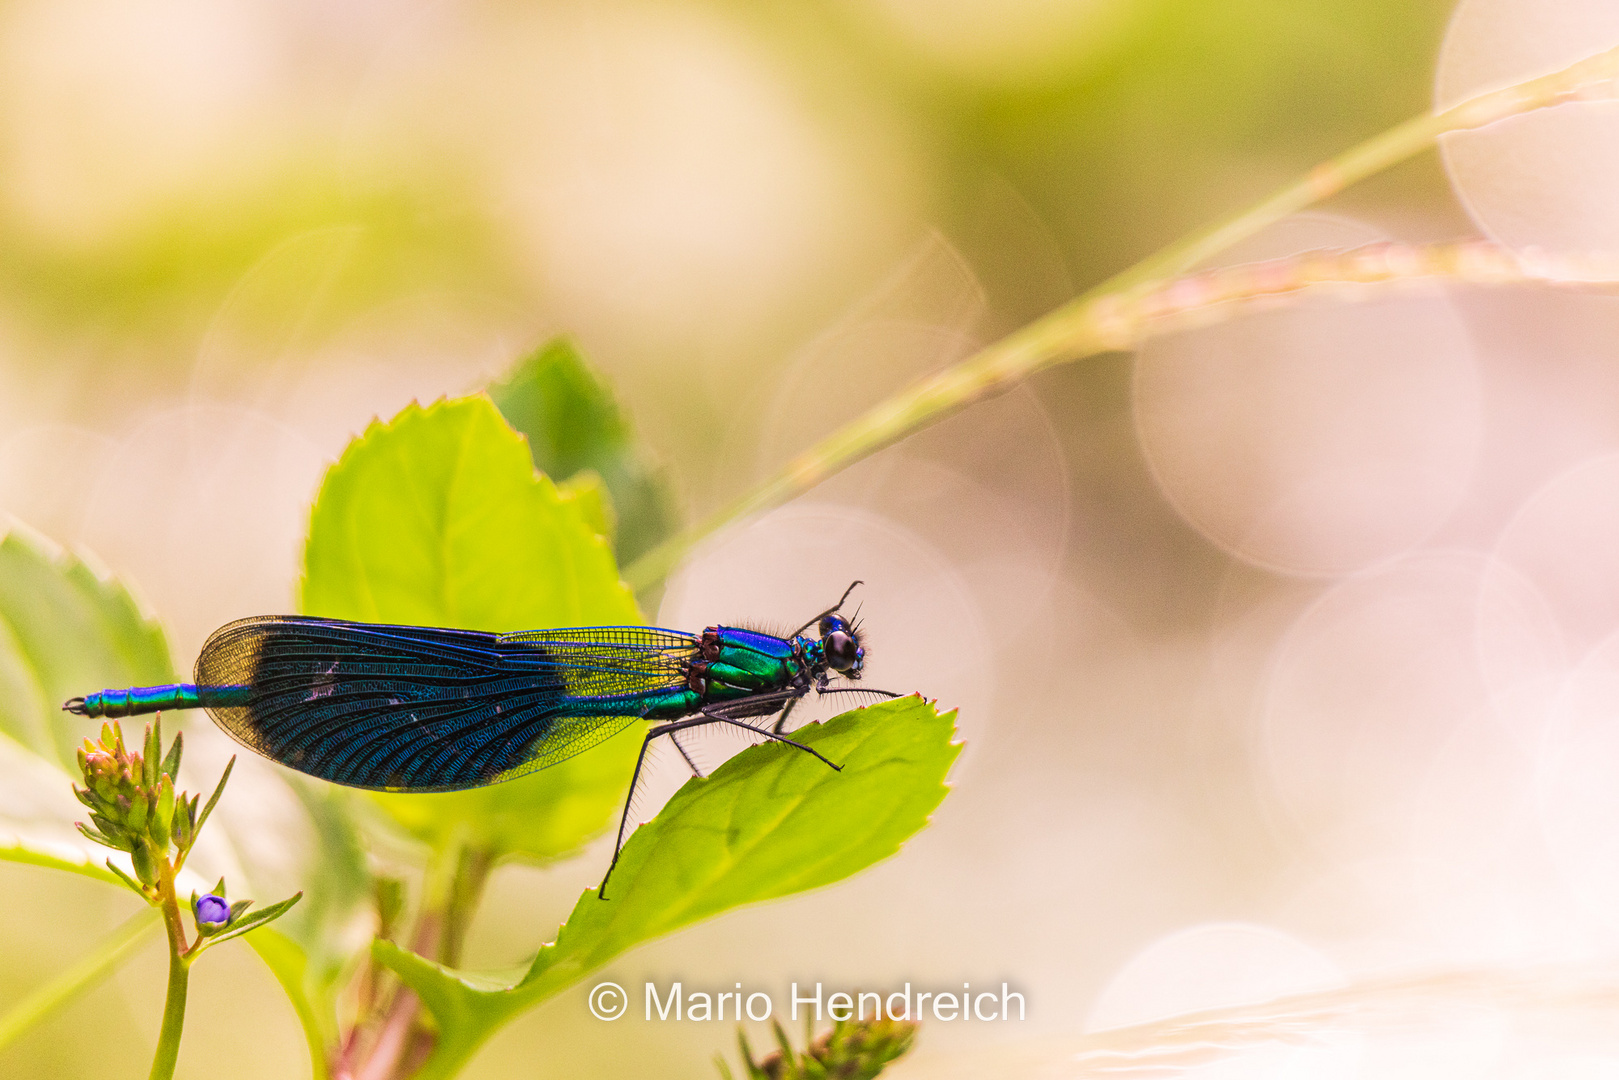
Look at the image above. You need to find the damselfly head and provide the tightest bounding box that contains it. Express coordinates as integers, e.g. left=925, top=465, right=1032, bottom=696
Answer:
left=818, top=613, right=865, bottom=679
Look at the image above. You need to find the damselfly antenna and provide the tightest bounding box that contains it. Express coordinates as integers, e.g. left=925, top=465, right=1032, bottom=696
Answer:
left=791, top=580, right=864, bottom=639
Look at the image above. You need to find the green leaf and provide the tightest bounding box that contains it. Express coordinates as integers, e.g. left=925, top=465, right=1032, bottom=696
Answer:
left=556, top=470, right=614, bottom=547
left=376, top=699, right=959, bottom=1080
left=525, top=698, right=957, bottom=992
left=0, top=725, right=129, bottom=886
left=0, top=837, right=124, bottom=885
left=141, top=718, right=160, bottom=790
left=159, top=730, right=183, bottom=784
left=0, top=525, right=174, bottom=768
left=190, top=892, right=303, bottom=954
left=192, top=755, right=234, bottom=840
left=489, top=337, right=679, bottom=568
left=103, top=858, right=147, bottom=897
left=0, top=909, right=162, bottom=1053
left=299, top=395, right=643, bottom=858
left=245, top=929, right=332, bottom=1080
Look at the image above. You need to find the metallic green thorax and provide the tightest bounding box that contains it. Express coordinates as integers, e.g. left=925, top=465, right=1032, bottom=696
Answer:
left=661, top=626, right=818, bottom=715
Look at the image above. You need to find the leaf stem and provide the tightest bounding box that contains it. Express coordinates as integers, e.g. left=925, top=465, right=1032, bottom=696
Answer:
left=621, top=42, right=1619, bottom=592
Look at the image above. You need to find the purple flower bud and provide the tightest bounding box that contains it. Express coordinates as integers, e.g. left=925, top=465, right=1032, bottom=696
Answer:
left=194, top=893, right=230, bottom=926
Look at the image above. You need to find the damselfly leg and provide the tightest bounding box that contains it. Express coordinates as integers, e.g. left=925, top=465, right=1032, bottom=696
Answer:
left=598, top=692, right=844, bottom=899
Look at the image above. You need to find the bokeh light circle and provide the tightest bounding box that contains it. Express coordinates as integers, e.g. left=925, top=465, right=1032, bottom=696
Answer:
left=1436, top=0, right=1619, bottom=253
left=1407, top=706, right=1572, bottom=958
left=1488, top=453, right=1619, bottom=663
left=1135, top=217, right=1482, bottom=577
left=1086, top=922, right=1346, bottom=1033
left=1262, top=553, right=1494, bottom=857
left=863, top=0, right=1139, bottom=87
left=1535, top=631, right=1619, bottom=942
left=656, top=503, right=990, bottom=789
left=1473, top=552, right=1569, bottom=726
left=83, top=404, right=329, bottom=659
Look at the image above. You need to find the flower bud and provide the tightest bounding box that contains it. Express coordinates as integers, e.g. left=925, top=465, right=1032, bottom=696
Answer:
left=82, top=750, right=121, bottom=792
left=141, top=722, right=161, bottom=791
left=88, top=813, right=132, bottom=849
left=126, top=790, right=149, bottom=833
left=130, top=840, right=159, bottom=887
left=150, top=774, right=175, bottom=850
left=194, top=893, right=230, bottom=929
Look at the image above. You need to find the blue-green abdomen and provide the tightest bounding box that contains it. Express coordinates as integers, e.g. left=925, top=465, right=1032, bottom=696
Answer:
left=73, top=684, right=254, bottom=719
left=632, top=686, right=703, bottom=721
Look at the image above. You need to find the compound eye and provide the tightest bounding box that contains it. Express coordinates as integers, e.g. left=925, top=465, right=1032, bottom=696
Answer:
left=824, top=630, right=859, bottom=672
left=819, top=614, right=847, bottom=638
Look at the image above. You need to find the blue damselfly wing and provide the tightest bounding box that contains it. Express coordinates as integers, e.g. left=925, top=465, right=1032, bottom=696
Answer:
left=190, top=616, right=699, bottom=791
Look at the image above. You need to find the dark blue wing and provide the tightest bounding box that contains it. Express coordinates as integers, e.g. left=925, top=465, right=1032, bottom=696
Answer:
left=193, top=616, right=697, bottom=792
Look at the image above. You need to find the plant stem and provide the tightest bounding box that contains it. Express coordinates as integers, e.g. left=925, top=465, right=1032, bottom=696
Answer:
left=341, top=834, right=493, bottom=1080
left=621, top=41, right=1619, bottom=593
left=149, top=871, right=191, bottom=1080
left=438, top=847, right=493, bottom=971
left=394, top=847, right=493, bottom=1079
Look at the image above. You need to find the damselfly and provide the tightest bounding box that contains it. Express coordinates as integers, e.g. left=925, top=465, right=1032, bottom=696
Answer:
left=64, top=581, right=896, bottom=896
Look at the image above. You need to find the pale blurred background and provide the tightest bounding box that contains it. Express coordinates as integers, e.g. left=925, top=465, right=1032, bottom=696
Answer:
left=5, top=0, right=1619, bottom=1076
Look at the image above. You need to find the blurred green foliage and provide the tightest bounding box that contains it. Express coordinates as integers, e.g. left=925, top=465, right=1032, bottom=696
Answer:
left=491, top=337, right=681, bottom=568
left=0, top=0, right=1457, bottom=407
left=0, top=177, right=514, bottom=349
left=0, top=529, right=173, bottom=769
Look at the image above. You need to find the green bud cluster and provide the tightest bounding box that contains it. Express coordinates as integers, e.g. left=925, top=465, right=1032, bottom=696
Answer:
left=73, top=718, right=232, bottom=895
left=69, top=715, right=297, bottom=959
left=724, top=1015, right=918, bottom=1080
